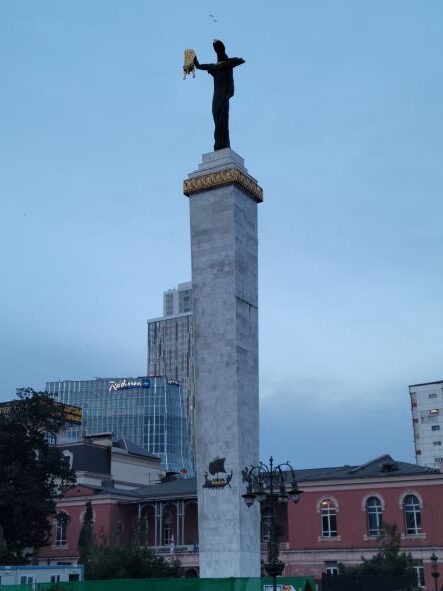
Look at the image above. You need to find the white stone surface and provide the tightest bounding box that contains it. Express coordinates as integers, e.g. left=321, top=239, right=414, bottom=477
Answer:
left=188, top=147, right=256, bottom=181
left=188, top=149, right=261, bottom=577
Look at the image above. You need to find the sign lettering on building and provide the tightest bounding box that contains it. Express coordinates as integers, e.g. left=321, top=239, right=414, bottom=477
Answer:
left=108, top=378, right=151, bottom=392
left=58, top=404, right=82, bottom=425
left=0, top=400, right=82, bottom=425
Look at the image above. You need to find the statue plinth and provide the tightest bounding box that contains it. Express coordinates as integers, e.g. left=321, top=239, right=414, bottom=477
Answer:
left=184, top=148, right=263, bottom=203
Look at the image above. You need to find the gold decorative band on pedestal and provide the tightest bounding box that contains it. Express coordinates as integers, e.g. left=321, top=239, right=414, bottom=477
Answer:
left=183, top=168, right=263, bottom=203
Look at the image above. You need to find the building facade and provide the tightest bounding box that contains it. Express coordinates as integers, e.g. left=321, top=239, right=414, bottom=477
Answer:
left=162, top=282, right=193, bottom=317
left=39, top=453, right=443, bottom=588
left=147, top=283, right=195, bottom=454
left=0, top=565, right=83, bottom=587
left=61, top=432, right=162, bottom=489
left=45, top=377, right=193, bottom=475
left=410, top=380, right=443, bottom=469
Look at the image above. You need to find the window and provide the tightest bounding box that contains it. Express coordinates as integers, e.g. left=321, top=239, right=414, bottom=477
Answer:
left=429, top=393, right=437, bottom=399
left=422, top=414, right=438, bottom=424
left=430, top=409, right=439, bottom=415
left=366, top=496, right=383, bottom=537
left=162, top=511, right=173, bottom=546
left=62, top=450, right=74, bottom=469
left=261, top=508, right=272, bottom=543
left=20, top=576, right=35, bottom=586
left=325, top=561, right=338, bottom=575
left=165, top=294, right=174, bottom=316
left=45, top=432, right=57, bottom=445
left=320, top=499, right=337, bottom=538
left=50, top=575, right=61, bottom=583
left=432, top=425, right=440, bottom=431
left=413, top=561, right=425, bottom=588
left=69, top=574, right=80, bottom=582
left=55, top=512, right=69, bottom=546
left=179, top=290, right=192, bottom=313
left=433, top=441, right=442, bottom=446
left=403, top=494, right=422, bottom=535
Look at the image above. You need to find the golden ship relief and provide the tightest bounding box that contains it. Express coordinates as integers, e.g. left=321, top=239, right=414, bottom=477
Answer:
left=203, top=457, right=233, bottom=490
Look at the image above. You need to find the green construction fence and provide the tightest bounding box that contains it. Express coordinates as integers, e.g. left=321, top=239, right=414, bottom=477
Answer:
left=36, top=577, right=316, bottom=591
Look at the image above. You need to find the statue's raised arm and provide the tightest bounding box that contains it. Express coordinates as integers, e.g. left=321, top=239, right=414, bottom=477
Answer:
left=186, top=40, right=245, bottom=151
left=194, top=55, right=245, bottom=72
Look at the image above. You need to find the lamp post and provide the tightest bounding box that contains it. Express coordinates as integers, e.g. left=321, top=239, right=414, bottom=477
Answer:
left=431, top=553, right=440, bottom=591
left=242, top=457, right=303, bottom=591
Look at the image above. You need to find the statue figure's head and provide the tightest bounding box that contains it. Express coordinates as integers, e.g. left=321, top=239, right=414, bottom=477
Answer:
left=213, top=39, right=228, bottom=62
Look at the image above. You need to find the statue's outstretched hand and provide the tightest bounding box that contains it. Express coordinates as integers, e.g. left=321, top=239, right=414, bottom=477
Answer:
left=194, top=55, right=200, bottom=67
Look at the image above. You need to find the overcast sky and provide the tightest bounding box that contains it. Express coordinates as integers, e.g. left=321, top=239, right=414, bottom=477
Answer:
left=1, top=1, right=442, bottom=468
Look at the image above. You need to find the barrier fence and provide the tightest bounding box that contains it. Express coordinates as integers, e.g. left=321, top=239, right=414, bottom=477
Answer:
left=33, top=577, right=314, bottom=591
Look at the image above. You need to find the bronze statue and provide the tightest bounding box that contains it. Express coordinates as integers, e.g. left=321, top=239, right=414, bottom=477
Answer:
left=191, top=40, right=245, bottom=151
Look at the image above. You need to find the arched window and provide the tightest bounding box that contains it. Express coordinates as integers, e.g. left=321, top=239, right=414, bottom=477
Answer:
left=403, top=494, right=422, bottom=534
left=320, top=499, right=337, bottom=538
left=261, top=508, right=272, bottom=543
left=366, top=496, right=383, bottom=537
left=55, top=513, right=69, bottom=546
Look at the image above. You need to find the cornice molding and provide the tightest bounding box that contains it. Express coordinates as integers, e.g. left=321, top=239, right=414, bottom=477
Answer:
left=183, top=167, right=263, bottom=203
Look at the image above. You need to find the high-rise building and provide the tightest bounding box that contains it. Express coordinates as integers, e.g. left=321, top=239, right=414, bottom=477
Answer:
left=45, top=376, right=193, bottom=475
left=163, top=281, right=192, bottom=316
left=409, top=379, right=443, bottom=470
left=147, top=282, right=195, bottom=452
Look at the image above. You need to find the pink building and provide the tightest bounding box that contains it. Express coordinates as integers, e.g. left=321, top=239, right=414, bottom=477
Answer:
left=280, top=454, right=443, bottom=588
left=38, top=447, right=443, bottom=588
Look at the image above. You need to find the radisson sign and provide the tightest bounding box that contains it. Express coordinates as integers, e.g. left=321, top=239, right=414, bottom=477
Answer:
left=108, top=378, right=151, bottom=392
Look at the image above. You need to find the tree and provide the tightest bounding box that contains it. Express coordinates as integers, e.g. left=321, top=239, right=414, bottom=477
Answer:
left=0, top=525, right=6, bottom=561
left=84, top=544, right=181, bottom=580
left=303, top=580, right=314, bottom=591
left=78, top=501, right=94, bottom=566
left=132, top=516, right=148, bottom=547
left=339, top=523, right=416, bottom=579
left=0, top=389, right=76, bottom=563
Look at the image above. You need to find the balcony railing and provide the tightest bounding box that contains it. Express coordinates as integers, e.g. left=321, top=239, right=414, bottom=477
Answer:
left=261, top=542, right=290, bottom=552
left=148, top=544, right=197, bottom=554
left=149, top=542, right=290, bottom=554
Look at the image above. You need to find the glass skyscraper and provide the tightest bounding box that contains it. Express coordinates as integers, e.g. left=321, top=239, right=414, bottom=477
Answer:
left=147, top=282, right=195, bottom=455
left=45, top=376, right=193, bottom=475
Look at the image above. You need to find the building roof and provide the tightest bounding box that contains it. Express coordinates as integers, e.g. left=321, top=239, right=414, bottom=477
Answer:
left=126, top=454, right=439, bottom=502
left=134, top=477, right=197, bottom=499
left=295, top=454, right=438, bottom=482
left=59, top=436, right=160, bottom=479
left=113, top=438, right=160, bottom=461
left=409, top=380, right=443, bottom=388
left=61, top=441, right=110, bottom=475
left=71, top=482, right=143, bottom=498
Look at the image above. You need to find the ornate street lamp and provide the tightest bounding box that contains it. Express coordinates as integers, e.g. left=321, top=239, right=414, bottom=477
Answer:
left=430, top=552, right=440, bottom=591
left=242, top=457, right=303, bottom=591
